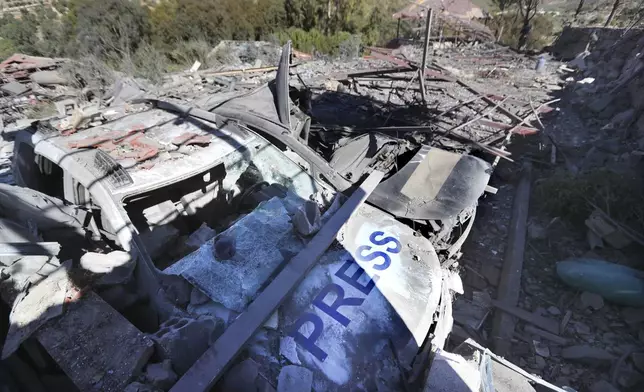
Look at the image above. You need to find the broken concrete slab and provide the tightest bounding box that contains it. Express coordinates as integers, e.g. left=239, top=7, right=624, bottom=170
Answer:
left=144, top=360, right=177, bottom=390
left=561, top=345, right=616, bottom=367
left=36, top=291, right=154, bottom=392
left=1, top=81, right=29, bottom=96
left=279, top=336, right=301, bottom=365
left=165, top=197, right=305, bottom=312
left=277, top=365, right=313, bottom=392
left=30, top=70, right=68, bottom=85
left=150, top=316, right=224, bottom=375
left=1, top=261, right=71, bottom=359
left=292, top=200, right=321, bottom=236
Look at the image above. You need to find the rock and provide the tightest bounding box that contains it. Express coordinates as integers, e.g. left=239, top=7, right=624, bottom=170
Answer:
left=637, top=113, right=644, bottom=138
left=623, top=307, right=644, bottom=326
left=123, top=382, right=160, bottom=392
left=185, top=224, right=216, bottom=249
left=150, top=316, right=225, bottom=375
left=263, top=310, right=278, bottom=330
left=533, top=340, right=550, bottom=357
left=588, top=379, right=620, bottom=392
left=280, top=336, right=301, bottom=365
left=547, top=306, right=561, bottom=316
left=480, top=264, right=500, bottom=286
left=561, top=345, right=616, bottom=367
left=144, top=360, right=177, bottom=390
left=574, top=321, right=591, bottom=335
left=80, top=251, right=135, bottom=286
left=158, top=274, right=192, bottom=308
left=534, top=356, right=547, bottom=370
left=609, top=108, right=636, bottom=128
left=602, top=332, right=618, bottom=344
left=277, top=366, right=313, bottom=392
left=580, top=291, right=605, bottom=310
left=220, top=359, right=259, bottom=392
left=618, top=370, right=644, bottom=388
left=292, top=200, right=321, bottom=237
left=189, top=287, right=210, bottom=307
left=213, top=234, right=236, bottom=260
left=588, top=95, right=613, bottom=114
left=528, top=221, right=547, bottom=240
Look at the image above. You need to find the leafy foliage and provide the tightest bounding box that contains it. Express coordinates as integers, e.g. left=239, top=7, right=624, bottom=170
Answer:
left=0, top=0, right=406, bottom=76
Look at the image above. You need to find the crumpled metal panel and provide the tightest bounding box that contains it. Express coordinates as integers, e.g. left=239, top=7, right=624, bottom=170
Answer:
left=170, top=191, right=443, bottom=390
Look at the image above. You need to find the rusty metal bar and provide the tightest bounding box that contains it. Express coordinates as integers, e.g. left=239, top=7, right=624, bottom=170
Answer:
left=170, top=171, right=385, bottom=392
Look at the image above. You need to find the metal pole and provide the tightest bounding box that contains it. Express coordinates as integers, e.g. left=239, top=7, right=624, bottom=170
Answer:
left=420, top=8, right=433, bottom=71
left=396, top=18, right=401, bottom=39
left=419, top=8, right=433, bottom=104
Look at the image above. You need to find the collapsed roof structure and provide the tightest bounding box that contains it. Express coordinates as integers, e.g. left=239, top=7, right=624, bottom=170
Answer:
left=393, top=0, right=494, bottom=42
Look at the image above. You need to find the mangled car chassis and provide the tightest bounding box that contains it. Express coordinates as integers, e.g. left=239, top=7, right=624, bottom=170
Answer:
left=0, top=43, right=565, bottom=391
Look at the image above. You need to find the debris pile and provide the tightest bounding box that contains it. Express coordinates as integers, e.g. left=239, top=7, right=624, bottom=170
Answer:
left=5, top=35, right=638, bottom=392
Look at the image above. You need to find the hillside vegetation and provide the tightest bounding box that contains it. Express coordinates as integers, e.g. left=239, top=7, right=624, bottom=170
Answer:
left=0, top=0, right=405, bottom=75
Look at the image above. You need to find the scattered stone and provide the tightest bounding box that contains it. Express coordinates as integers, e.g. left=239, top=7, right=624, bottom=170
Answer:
left=480, top=264, right=500, bottom=286
left=292, top=200, right=321, bottom=237
left=123, top=382, right=160, bottom=392
left=580, top=291, right=605, bottom=310
left=189, top=287, right=210, bottom=307
left=561, top=345, right=616, bottom=367
left=280, top=336, right=301, bottom=365
left=150, top=316, right=225, bottom=375
left=144, top=360, right=177, bottom=390
left=277, top=365, right=313, bottom=392
left=263, top=310, right=278, bottom=330
left=547, top=306, right=561, bottom=316
left=528, top=221, right=547, bottom=240
left=574, top=321, right=591, bottom=335
left=533, top=340, right=550, bottom=357
left=602, top=332, right=618, bottom=344
left=220, top=359, right=259, bottom=392
left=588, top=379, right=620, bottom=392
left=622, top=307, right=644, bottom=326
left=618, top=370, right=644, bottom=389
left=158, top=274, right=192, bottom=308
left=534, top=355, right=547, bottom=370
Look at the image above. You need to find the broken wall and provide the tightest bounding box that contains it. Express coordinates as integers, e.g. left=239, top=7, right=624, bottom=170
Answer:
left=561, top=26, right=644, bottom=140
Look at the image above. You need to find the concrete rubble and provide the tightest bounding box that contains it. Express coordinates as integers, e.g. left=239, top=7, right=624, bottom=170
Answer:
left=0, top=25, right=643, bottom=392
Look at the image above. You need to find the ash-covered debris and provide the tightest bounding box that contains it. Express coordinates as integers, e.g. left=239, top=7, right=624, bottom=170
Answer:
left=0, top=37, right=585, bottom=392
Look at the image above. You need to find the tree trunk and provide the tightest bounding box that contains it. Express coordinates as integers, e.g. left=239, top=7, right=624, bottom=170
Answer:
left=604, top=0, right=622, bottom=27
left=575, top=0, right=585, bottom=20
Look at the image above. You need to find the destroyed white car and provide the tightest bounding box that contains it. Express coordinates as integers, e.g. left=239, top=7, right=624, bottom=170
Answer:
left=0, top=44, right=512, bottom=391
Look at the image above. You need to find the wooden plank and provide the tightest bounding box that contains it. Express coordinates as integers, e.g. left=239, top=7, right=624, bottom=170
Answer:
left=491, top=300, right=560, bottom=335
left=523, top=324, right=568, bottom=345
left=171, top=171, right=385, bottom=392
left=0, top=242, right=60, bottom=257
left=491, top=163, right=532, bottom=356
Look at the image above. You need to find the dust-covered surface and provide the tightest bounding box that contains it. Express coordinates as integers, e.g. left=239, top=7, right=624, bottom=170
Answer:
left=4, top=32, right=641, bottom=392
